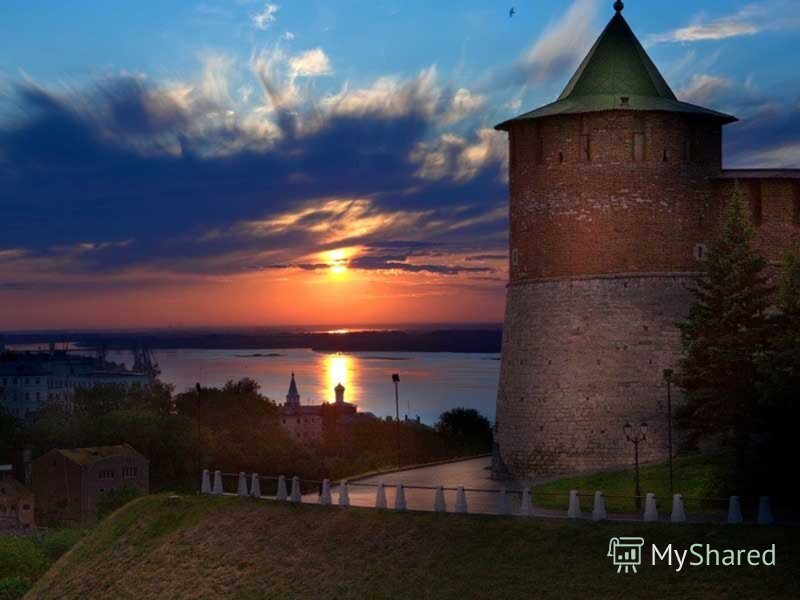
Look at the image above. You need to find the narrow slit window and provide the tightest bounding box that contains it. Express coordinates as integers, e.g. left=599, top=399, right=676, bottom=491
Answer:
left=793, top=182, right=800, bottom=226
left=509, top=132, right=517, bottom=170
left=535, top=136, right=544, bottom=165
left=662, top=149, right=669, bottom=162
left=580, top=134, right=591, bottom=162
left=633, top=132, right=645, bottom=162
left=749, top=181, right=763, bottom=226
left=558, top=151, right=564, bottom=164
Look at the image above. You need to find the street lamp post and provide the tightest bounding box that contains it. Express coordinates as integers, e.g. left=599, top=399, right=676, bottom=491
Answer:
left=624, top=422, right=648, bottom=510
left=392, top=374, right=400, bottom=465
left=663, top=369, right=674, bottom=496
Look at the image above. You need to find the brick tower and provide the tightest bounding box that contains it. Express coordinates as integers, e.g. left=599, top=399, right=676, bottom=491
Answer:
left=492, top=1, right=740, bottom=479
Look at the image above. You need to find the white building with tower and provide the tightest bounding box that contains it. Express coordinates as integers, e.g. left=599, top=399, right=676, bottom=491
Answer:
left=278, top=373, right=368, bottom=445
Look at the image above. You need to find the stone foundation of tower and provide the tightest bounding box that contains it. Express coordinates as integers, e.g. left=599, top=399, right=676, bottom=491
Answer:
left=493, top=273, right=695, bottom=481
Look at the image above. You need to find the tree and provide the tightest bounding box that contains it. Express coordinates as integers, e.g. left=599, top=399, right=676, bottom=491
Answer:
left=434, top=408, right=493, bottom=454
left=755, top=253, right=800, bottom=494
left=676, top=187, right=773, bottom=472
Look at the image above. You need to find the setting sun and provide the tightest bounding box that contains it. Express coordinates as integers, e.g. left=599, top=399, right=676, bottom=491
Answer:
left=325, top=248, right=352, bottom=276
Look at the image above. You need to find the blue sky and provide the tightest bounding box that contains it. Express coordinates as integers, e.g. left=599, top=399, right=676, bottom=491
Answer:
left=1, top=0, right=799, bottom=329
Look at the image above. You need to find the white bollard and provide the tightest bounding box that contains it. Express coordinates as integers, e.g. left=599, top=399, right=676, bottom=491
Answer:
left=497, top=487, right=509, bottom=515
left=237, top=472, right=248, bottom=497
left=201, top=469, right=211, bottom=495
left=320, top=479, right=332, bottom=506
left=375, top=483, right=387, bottom=509
left=212, top=470, right=224, bottom=496
left=727, top=496, right=743, bottom=524
left=671, top=494, right=686, bottom=523
left=592, top=491, right=607, bottom=522
left=290, top=476, right=302, bottom=503
left=643, top=493, right=658, bottom=522
left=757, top=496, right=774, bottom=525
left=250, top=473, right=261, bottom=498
left=567, top=490, right=582, bottom=519
left=394, top=484, right=407, bottom=512
left=520, top=487, right=532, bottom=517
left=434, top=486, right=446, bottom=513
left=339, top=481, right=350, bottom=507
left=455, top=486, right=468, bottom=514
left=276, top=475, right=288, bottom=501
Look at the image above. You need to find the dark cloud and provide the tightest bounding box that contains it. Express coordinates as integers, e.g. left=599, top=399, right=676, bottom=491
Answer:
left=0, top=75, right=508, bottom=279
left=724, top=100, right=800, bottom=166
left=465, top=254, right=507, bottom=261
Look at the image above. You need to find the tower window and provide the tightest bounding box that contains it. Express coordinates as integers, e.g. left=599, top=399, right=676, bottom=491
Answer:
left=749, top=181, right=763, bottom=226
left=558, top=151, right=564, bottom=164
left=693, top=244, right=707, bottom=261
left=633, top=132, right=645, bottom=162
left=662, top=149, right=669, bottom=162
left=509, top=132, right=517, bottom=170
left=580, top=134, right=591, bottom=162
left=620, top=96, right=630, bottom=106
left=511, top=248, right=519, bottom=268
left=535, top=136, right=544, bottom=165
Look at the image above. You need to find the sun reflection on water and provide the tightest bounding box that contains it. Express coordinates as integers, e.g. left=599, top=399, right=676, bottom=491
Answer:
left=324, top=353, right=354, bottom=402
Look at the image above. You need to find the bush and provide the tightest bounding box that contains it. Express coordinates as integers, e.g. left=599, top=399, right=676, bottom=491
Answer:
left=0, top=537, right=48, bottom=583
left=96, top=486, right=143, bottom=519
left=0, top=577, right=31, bottom=600
left=36, top=528, right=85, bottom=563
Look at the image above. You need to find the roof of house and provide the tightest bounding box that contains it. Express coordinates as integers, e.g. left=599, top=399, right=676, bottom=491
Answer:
left=496, top=5, right=736, bottom=130
left=54, top=444, right=145, bottom=466
left=0, top=478, right=33, bottom=497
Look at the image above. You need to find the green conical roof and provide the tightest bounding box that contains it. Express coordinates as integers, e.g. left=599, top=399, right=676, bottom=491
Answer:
left=558, top=10, right=675, bottom=101
left=496, top=6, right=736, bottom=130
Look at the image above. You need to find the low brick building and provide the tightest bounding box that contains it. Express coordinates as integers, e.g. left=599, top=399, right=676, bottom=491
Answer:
left=31, top=444, right=149, bottom=525
left=0, top=465, right=35, bottom=529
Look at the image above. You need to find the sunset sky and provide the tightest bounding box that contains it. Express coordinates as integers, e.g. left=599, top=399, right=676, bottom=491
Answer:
left=1, top=0, right=799, bottom=330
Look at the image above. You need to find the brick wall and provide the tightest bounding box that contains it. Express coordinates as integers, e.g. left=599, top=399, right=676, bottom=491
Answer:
left=713, top=179, right=800, bottom=262
left=495, top=275, right=693, bottom=479
left=507, top=112, right=722, bottom=281
left=496, top=111, right=800, bottom=481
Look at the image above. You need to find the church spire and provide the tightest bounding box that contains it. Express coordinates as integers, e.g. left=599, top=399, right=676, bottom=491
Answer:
left=286, top=372, right=300, bottom=407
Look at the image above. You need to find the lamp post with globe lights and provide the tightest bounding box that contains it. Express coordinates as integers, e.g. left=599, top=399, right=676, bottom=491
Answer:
left=624, top=422, right=648, bottom=510
left=663, top=369, right=675, bottom=495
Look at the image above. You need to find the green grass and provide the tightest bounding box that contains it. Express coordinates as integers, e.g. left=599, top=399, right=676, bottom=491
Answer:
left=0, top=528, right=86, bottom=600
left=533, top=453, right=734, bottom=514
left=28, top=494, right=800, bottom=600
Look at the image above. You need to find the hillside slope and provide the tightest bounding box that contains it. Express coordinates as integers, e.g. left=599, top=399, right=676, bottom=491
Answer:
left=28, top=495, right=800, bottom=599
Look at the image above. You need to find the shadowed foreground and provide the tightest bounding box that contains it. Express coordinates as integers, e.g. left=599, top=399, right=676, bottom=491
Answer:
left=28, top=495, right=800, bottom=599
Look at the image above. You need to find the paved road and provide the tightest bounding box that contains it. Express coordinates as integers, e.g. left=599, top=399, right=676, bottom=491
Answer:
left=302, top=457, right=565, bottom=516
left=224, top=458, right=785, bottom=523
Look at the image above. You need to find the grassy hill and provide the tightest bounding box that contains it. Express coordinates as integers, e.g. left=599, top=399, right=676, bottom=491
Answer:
left=28, top=495, right=800, bottom=600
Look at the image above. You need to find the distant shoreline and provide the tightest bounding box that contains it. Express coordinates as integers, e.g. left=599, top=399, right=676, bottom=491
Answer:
left=3, top=328, right=503, bottom=354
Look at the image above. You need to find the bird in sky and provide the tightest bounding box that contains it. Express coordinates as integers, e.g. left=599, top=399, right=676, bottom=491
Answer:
left=509, top=7, right=516, bottom=17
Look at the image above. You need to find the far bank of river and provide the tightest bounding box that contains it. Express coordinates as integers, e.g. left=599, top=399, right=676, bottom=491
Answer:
left=110, top=347, right=500, bottom=424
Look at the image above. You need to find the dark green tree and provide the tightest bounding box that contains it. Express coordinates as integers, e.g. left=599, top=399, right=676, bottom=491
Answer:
left=755, top=253, right=800, bottom=493
left=434, top=408, right=493, bottom=454
left=676, top=187, right=773, bottom=472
